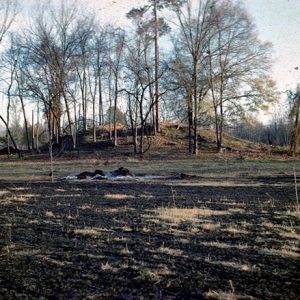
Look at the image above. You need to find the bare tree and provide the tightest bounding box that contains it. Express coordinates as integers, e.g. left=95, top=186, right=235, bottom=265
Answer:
left=102, top=27, right=126, bottom=146
left=18, top=1, right=96, bottom=150
left=0, top=1, right=20, bottom=155
left=94, top=29, right=109, bottom=126
left=127, top=0, right=179, bottom=134
left=0, top=115, right=20, bottom=157
left=288, top=86, right=300, bottom=156
left=171, top=0, right=216, bottom=154
left=170, top=36, right=209, bottom=153
left=206, top=0, right=276, bottom=152
left=1, top=34, right=32, bottom=152
left=122, top=23, right=168, bottom=154
left=123, top=27, right=154, bottom=154
left=3, top=46, right=16, bottom=154
left=0, top=0, right=19, bottom=44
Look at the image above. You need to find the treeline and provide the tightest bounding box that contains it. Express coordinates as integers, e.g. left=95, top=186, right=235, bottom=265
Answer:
left=232, top=118, right=291, bottom=147
left=1, top=0, right=294, bottom=156
left=232, top=88, right=300, bottom=153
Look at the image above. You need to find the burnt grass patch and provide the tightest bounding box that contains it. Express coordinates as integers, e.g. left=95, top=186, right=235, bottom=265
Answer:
left=0, top=175, right=299, bottom=299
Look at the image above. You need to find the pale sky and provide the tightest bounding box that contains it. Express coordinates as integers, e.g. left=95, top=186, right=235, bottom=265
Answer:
left=81, top=0, right=300, bottom=94
left=18, top=0, right=300, bottom=93
left=244, top=0, right=300, bottom=93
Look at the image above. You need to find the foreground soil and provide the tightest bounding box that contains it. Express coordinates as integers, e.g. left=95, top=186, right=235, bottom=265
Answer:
left=0, top=158, right=299, bottom=299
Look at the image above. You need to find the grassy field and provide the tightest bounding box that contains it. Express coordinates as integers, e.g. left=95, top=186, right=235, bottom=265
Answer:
left=0, top=151, right=299, bottom=299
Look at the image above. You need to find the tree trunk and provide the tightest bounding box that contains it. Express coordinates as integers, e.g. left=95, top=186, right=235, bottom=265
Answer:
left=218, top=66, right=225, bottom=152
left=93, top=95, right=96, bottom=143
left=290, top=98, right=300, bottom=156
left=108, top=69, right=112, bottom=141
left=19, top=93, right=31, bottom=151
left=128, top=95, right=137, bottom=154
left=0, top=115, right=21, bottom=158
left=218, top=99, right=224, bottom=152
left=48, top=111, right=54, bottom=182
left=92, top=80, right=97, bottom=143
left=187, top=92, right=193, bottom=153
left=98, top=73, right=103, bottom=126
left=88, top=68, right=98, bottom=144
left=36, top=104, right=40, bottom=151
left=193, top=60, right=198, bottom=155
left=62, top=90, right=75, bottom=148
left=214, top=109, right=221, bottom=152
left=82, top=66, right=88, bottom=131
left=139, top=100, right=144, bottom=154
left=154, top=0, right=160, bottom=133
left=6, top=83, right=11, bottom=156
left=144, top=45, right=155, bottom=135
left=113, top=70, right=118, bottom=146
left=74, top=102, right=78, bottom=148
left=32, top=110, right=35, bottom=151
left=208, top=49, right=222, bottom=153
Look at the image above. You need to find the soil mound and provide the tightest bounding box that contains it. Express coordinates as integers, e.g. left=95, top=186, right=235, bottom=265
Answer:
left=76, top=170, right=105, bottom=179
left=110, top=167, right=133, bottom=177
left=66, top=168, right=133, bottom=180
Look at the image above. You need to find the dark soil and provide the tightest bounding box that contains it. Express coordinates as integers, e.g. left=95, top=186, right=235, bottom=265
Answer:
left=0, top=174, right=299, bottom=299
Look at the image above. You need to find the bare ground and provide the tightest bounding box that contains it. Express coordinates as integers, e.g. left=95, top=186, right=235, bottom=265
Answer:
left=0, top=157, right=299, bottom=299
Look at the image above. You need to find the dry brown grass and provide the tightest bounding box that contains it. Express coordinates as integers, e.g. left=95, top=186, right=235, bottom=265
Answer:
left=14, top=249, right=41, bottom=257
left=78, top=204, right=93, bottom=210
left=100, top=262, right=117, bottom=272
left=120, top=244, right=132, bottom=255
left=36, top=255, right=72, bottom=267
left=260, top=247, right=300, bottom=258
left=0, top=191, right=10, bottom=196
left=74, top=227, right=111, bottom=237
left=204, top=289, right=257, bottom=300
left=200, top=222, right=221, bottom=231
left=45, top=210, right=55, bottom=218
left=6, top=193, right=39, bottom=203
left=154, top=207, right=231, bottom=224
left=158, top=246, right=183, bottom=256
left=210, top=260, right=258, bottom=272
left=203, top=241, right=249, bottom=251
left=9, top=187, right=30, bottom=191
left=224, top=226, right=248, bottom=235
left=104, top=194, right=135, bottom=200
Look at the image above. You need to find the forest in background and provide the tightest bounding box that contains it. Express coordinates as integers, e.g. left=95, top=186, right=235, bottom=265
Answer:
left=0, top=0, right=299, bottom=157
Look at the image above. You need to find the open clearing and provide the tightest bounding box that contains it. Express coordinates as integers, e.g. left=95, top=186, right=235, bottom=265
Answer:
left=0, top=157, right=299, bottom=299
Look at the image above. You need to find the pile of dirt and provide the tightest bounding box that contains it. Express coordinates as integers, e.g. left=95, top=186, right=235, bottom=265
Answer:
left=65, top=167, right=196, bottom=181
left=110, top=167, right=133, bottom=177
left=65, top=167, right=133, bottom=180
left=76, top=170, right=105, bottom=179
